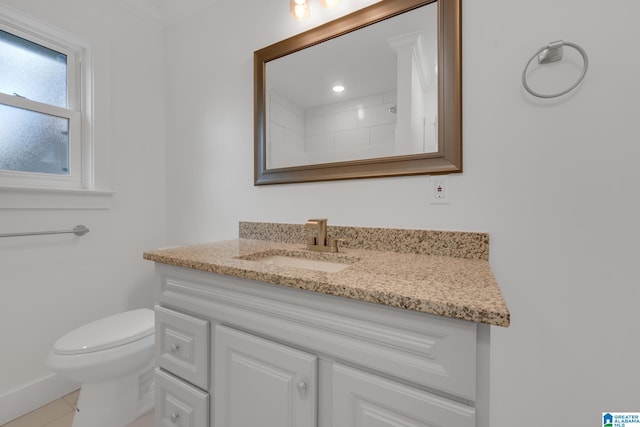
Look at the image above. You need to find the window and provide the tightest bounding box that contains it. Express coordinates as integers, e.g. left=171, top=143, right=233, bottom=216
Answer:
left=0, top=22, right=83, bottom=189
left=0, top=5, right=112, bottom=208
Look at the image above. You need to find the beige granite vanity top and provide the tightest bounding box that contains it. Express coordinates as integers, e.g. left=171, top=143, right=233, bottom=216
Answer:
left=144, top=222, right=510, bottom=327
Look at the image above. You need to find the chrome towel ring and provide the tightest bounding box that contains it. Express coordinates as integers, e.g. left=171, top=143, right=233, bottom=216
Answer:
left=522, top=40, right=588, bottom=98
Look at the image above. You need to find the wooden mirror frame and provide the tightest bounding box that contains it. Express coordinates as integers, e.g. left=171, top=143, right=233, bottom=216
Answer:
left=254, top=0, right=461, bottom=185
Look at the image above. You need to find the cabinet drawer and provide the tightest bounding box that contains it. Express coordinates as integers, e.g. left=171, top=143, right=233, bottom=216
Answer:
left=155, top=305, right=209, bottom=389
left=155, top=368, right=209, bottom=427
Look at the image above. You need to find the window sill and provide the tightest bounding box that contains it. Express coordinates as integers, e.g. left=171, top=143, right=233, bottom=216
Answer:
left=0, top=186, right=114, bottom=210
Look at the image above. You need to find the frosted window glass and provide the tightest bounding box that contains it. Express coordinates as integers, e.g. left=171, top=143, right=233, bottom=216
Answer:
left=0, top=104, right=69, bottom=175
left=0, top=29, right=67, bottom=108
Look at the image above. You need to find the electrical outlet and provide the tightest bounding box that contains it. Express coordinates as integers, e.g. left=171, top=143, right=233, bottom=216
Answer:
left=430, top=176, right=449, bottom=204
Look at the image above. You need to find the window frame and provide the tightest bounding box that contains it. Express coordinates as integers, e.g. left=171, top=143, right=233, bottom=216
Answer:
left=0, top=4, right=113, bottom=209
left=0, top=18, right=84, bottom=189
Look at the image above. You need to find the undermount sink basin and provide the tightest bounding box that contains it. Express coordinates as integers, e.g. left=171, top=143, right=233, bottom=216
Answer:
left=240, top=250, right=357, bottom=273
left=255, top=255, right=351, bottom=273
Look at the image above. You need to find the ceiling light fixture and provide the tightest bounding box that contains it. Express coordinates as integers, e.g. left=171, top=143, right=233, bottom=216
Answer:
left=291, top=0, right=310, bottom=20
left=321, top=0, right=341, bottom=8
left=332, top=85, right=345, bottom=93
left=291, top=0, right=342, bottom=20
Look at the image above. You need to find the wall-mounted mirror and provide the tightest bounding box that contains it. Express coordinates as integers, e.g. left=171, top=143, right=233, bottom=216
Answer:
left=254, top=0, right=461, bottom=185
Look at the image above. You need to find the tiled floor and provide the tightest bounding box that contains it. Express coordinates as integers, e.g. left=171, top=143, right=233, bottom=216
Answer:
left=1, top=390, right=153, bottom=427
left=2, top=390, right=79, bottom=427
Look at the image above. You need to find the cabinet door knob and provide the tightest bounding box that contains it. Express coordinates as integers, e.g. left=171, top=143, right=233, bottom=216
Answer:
left=169, top=412, right=180, bottom=423
left=169, top=343, right=180, bottom=353
left=297, top=381, right=307, bottom=395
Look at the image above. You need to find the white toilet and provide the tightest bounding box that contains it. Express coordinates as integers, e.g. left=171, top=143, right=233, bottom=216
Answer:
left=46, top=308, right=155, bottom=427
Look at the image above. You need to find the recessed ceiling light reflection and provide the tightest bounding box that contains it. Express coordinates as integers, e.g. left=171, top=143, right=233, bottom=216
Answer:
left=332, top=85, right=345, bottom=93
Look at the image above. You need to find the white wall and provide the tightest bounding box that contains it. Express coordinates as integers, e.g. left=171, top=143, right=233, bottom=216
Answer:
left=305, top=90, right=398, bottom=163
left=267, top=89, right=306, bottom=168
left=268, top=88, right=398, bottom=168
left=0, top=0, right=166, bottom=422
left=165, top=0, right=640, bottom=425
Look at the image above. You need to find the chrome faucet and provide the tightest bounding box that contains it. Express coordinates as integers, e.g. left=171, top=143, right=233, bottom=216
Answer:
left=304, top=218, right=342, bottom=253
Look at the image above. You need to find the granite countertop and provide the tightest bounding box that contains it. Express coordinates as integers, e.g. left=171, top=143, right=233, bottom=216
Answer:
left=144, top=223, right=510, bottom=327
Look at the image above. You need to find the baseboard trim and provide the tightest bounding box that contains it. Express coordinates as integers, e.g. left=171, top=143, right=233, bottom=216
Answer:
left=0, top=373, right=79, bottom=425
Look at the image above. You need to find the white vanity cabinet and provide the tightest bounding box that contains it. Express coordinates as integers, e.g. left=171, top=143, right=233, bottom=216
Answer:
left=153, top=263, right=490, bottom=427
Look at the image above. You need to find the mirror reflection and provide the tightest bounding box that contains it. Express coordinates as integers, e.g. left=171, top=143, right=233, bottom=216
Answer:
left=265, top=2, right=437, bottom=169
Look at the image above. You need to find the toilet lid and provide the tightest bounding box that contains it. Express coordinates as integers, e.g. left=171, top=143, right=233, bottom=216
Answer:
left=53, top=308, right=155, bottom=355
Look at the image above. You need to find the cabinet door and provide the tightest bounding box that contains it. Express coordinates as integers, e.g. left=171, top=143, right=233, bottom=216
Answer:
left=214, top=325, right=317, bottom=427
left=333, top=364, right=475, bottom=427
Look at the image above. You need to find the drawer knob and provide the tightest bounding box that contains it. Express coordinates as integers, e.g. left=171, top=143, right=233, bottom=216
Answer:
left=169, top=344, right=180, bottom=354
left=297, top=381, right=307, bottom=395
left=170, top=412, right=180, bottom=423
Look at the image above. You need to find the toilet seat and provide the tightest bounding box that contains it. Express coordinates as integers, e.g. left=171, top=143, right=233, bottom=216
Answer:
left=53, top=308, right=154, bottom=355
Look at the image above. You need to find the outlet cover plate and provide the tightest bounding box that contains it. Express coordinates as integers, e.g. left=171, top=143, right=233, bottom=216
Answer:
left=430, top=175, right=449, bottom=204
